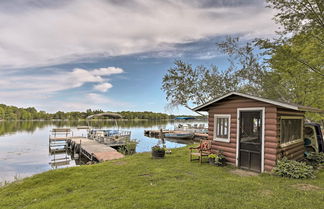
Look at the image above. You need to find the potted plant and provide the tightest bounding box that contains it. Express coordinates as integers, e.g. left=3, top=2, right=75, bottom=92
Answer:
left=151, top=145, right=165, bottom=159
left=214, top=153, right=226, bottom=166
left=208, top=154, right=216, bottom=165
left=208, top=153, right=226, bottom=166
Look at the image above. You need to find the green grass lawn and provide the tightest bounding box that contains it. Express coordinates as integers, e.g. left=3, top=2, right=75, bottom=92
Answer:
left=0, top=147, right=323, bottom=209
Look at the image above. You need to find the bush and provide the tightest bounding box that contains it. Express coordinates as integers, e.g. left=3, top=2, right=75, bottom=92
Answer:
left=118, top=139, right=138, bottom=155
left=208, top=153, right=226, bottom=166
left=208, top=154, right=216, bottom=159
left=272, top=157, right=315, bottom=179
left=214, top=153, right=226, bottom=166
left=305, top=152, right=324, bottom=169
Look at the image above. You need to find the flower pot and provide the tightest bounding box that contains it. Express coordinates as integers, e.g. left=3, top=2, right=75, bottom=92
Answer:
left=215, top=158, right=226, bottom=166
left=152, top=150, right=165, bottom=159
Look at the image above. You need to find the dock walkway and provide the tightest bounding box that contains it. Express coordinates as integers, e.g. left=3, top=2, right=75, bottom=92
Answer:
left=67, top=137, right=124, bottom=162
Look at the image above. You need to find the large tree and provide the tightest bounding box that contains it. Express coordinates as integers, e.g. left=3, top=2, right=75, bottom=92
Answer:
left=162, top=0, right=323, bottom=122
left=265, top=0, right=324, bottom=76
left=162, top=37, right=266, bottom=109
left=266, top=0, right=324, bottom=34
left=259, top=31, right=324, bottom=121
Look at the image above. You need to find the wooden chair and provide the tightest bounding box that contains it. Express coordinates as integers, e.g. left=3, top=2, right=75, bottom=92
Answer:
left=189, top=140, right=212, bottom=164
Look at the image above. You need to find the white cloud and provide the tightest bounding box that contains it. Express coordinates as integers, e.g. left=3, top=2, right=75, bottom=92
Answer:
left=85, top=93, right=131, bottom=107
left=0, top=0, right=277, bottom=69
left=0, top=66, right=123, bottom=94
left=93, top=83, right=113, bottom=92
left=92, top=67, right=124, bottom=76
left=70, top=68, right=104, bottom=86
left=86, top=93, right=112, bottom=104
left=26, top=93, right=132, bottom=113
left=0, top=65, right=124, bottom=111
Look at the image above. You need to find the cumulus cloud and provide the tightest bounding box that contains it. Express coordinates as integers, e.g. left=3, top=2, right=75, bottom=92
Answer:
left=0, top=0, right=277, bottom=69
left=93, top=83, right=113, bottom=92
left=0, top=66, right=123, bottom=94
left=0, top=66, right=125, bottom=111
left=91, top=67, right=124, bottom=76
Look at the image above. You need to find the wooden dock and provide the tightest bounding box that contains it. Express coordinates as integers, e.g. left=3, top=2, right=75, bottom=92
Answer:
left=67, top=137, right=124, bottom=162
left=194, top=132, right=208, bottom=138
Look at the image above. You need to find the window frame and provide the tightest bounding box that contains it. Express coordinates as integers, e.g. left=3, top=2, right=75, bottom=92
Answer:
left=213, top=114, right=231, bottom=143
left=280, top=116, right=304, bottom=147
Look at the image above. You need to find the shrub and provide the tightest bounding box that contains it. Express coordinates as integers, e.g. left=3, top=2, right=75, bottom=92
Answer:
left=118, top=139, right=138, bottom=155
left=272, top=157, right=315, bottom=179
left=305, top=152, right=324, bottom=169
left=208, top=153, right=226, bottom=166
left=214, top=153, right=226, bottom=166
left=208, top=154, right=216, bottom=159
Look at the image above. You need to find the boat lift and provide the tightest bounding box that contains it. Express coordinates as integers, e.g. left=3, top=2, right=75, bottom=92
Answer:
left=86, top=113, right=131, bottom=146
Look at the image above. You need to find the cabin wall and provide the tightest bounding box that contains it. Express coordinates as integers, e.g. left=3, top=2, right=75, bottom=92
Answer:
left=276, top=108, right=305, bottom=161
left=207, top=96, right=278, bottom=172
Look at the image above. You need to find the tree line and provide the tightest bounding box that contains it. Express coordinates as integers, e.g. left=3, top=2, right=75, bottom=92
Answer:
left=0, top=104, right=200, bottom=121
left=0, top=120, right=172, bottom=136
left=162, top=0, right=323, bottom=122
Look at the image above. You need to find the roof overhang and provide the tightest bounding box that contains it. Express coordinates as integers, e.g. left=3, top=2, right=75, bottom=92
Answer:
left=193, top=92, right=323, bottom=113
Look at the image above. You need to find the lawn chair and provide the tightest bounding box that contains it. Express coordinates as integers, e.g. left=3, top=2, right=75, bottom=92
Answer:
left=189, top=140, right=212, bottom=164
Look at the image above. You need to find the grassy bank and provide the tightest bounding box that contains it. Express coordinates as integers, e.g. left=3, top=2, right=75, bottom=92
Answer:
left=0, top=147, right=323, bottom=209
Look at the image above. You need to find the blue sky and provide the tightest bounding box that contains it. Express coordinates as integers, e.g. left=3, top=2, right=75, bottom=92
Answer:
left=0, top=0, right=277, bottom=114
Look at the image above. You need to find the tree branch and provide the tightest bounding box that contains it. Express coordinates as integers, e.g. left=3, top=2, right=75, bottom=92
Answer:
left=300, top=0, right=324, bottom=27
left=292, top=56, right=324, bottom=76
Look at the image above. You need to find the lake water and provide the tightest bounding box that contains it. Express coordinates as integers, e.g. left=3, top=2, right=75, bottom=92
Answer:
left=0, top=120, right=205, bottom=183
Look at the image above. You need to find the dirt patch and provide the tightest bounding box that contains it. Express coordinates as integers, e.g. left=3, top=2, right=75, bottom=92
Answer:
left=230, top=169, right=259, bottom=177
left=291, top=184, right=322, bottom=191
left=259, top=189, right=273, bottom=196
left=113, top=161, right=127, bottom=165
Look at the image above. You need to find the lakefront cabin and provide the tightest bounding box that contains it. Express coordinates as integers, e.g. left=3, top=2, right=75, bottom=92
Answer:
left=193, top=92, right=322, bottom=172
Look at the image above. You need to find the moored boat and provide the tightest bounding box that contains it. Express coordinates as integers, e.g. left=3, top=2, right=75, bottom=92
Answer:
left=86, top=113, right=131, bottom=146
left=164, top=131, right=194, bottom=139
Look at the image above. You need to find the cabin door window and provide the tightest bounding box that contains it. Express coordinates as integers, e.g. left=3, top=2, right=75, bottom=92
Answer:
left=238, top=111, right=262, bottom=172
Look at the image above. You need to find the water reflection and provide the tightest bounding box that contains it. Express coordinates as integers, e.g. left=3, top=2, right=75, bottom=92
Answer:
left=0, top=120, right=170, bottom=137
left=0, top=120, right=205, bottom=183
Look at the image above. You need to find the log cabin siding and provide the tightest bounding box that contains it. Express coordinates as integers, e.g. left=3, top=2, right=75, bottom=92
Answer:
left=207, top=96, right=278, bottom=171
left=264, top=106, right=278, bottom=171
left=203, top=94, right=307, bottom=172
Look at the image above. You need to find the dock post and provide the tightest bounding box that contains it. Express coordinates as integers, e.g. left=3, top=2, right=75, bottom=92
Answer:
left=79, top=140, right=82, bottom=159
left=159, top=128, right=164, bottom=140
left=73, top=142, right=76, bottom=159
left=160, top=128, right=166, bottom=148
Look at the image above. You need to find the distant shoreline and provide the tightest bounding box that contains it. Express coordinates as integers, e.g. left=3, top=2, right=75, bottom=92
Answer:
left=0, top=118, right=207, bottom=122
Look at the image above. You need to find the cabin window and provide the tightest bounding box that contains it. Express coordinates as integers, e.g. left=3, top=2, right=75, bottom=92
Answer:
left=280, top=117, right=303, bottom=145
left=214, top=114, right=231, bottom=142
